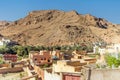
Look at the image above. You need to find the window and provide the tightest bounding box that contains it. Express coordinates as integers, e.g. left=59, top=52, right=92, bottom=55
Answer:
left=48, top=59, right=50, bottom=62
left=34, top=58, right=37, bottom=61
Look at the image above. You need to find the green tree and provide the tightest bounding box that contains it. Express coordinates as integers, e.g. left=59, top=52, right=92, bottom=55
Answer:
left=17, top=46, right=29, bottom=57
left=105, top=54, right=120, bottom=68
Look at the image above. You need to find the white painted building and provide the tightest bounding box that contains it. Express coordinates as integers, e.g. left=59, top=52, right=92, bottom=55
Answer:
left=93, top=43, right=120, bottom=54
left=44, top=70, right=61, bottom=80
left=0, top=38, right=10, bottom=46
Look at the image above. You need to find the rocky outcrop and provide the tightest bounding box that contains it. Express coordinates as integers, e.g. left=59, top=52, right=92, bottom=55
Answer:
left=0, top=21, right=10, bottom=27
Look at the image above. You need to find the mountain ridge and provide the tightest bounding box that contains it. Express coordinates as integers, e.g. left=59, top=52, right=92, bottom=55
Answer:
left=0, top=10, right=119, bottom=46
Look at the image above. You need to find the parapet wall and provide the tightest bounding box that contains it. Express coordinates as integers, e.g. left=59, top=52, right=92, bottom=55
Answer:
left=0, top=67, right=23, bottom=74
left=0, top=64, right=9, bottom=68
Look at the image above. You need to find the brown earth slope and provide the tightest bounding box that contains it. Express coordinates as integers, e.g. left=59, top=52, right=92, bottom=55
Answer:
left=0, top=10, right=120, bottom=46
left=0, top=21, right=10, bottom=30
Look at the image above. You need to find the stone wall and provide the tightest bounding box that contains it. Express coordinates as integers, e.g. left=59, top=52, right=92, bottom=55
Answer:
left=82, top=68, right=120, bottom=80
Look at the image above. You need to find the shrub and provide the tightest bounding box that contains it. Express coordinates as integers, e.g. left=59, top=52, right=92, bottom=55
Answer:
left=105, top=54, right=120, bottom=68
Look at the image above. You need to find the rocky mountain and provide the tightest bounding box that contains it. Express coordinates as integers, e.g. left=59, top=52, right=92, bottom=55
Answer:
left=0, top=21, right=10, bottom=27
left=0, top=10, right=120, bottom=46
left=0, top=21, right=11, bottom=38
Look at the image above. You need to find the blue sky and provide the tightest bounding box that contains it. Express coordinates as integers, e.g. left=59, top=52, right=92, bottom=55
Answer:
left=0, top=0, right=120, bottom=24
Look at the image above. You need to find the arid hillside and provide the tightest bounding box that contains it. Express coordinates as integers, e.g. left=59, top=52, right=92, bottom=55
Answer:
left=0, top=21, right=10, bottom=30
left=0, top=10, right=120, bottom=46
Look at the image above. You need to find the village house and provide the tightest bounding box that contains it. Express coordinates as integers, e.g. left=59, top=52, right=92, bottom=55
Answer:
left=106, top=43, right=120, bottom=54
left=93, top=43, right=120, bottom=55
left=3, top=53, right=17, bottom=62
left=30, top=49, right=97, bottom=80
left=52, top=60, right=89, bottom=80
left=50, top=50, right=63, bottom=60
left=53, top=60, right=85, bottom=73
left=33, top=60, right=84, bottom=80
left=62, top=50, right=73, bottom=60
left=93, top=43, right=120, bottom=64
left=71, top=50, right=86, bottom=60
left=0, top=38, right=10, bottom=46
left=71, top=50, right=97, bottom=64
left=29, top=50, right=97, bottom=80
left=29, top=51, right=52, bottom=66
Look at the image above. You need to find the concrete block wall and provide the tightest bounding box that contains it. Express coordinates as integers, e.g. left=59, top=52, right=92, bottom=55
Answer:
left=90, top=69, right=120, bottom=80
left=82, top=68, right=120, bottom=80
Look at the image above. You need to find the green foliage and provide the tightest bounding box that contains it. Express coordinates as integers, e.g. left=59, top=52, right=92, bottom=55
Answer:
left=43, top=64, right=49, bottom=68
left=0, top=56, right=4, bottom=64
left=0, top=43, right=93, bottom=58
left=60, top=44, right=92, bottom=51
left=18, top=56, right=23, bottom=60
left=105, top=54, right=120, bottom=68
left=40, top=64, right=49, bottom=68
left=19, top=72, right=24, bottom=78
left=0, top=45, right=16, bottom=54
left=96, top=64, right=100, bottom=68
left=0, top=45, right=29, bottom=58
left=86, top=45, right=93, bottom=52
left=16, top=46, right=29, bottom=57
